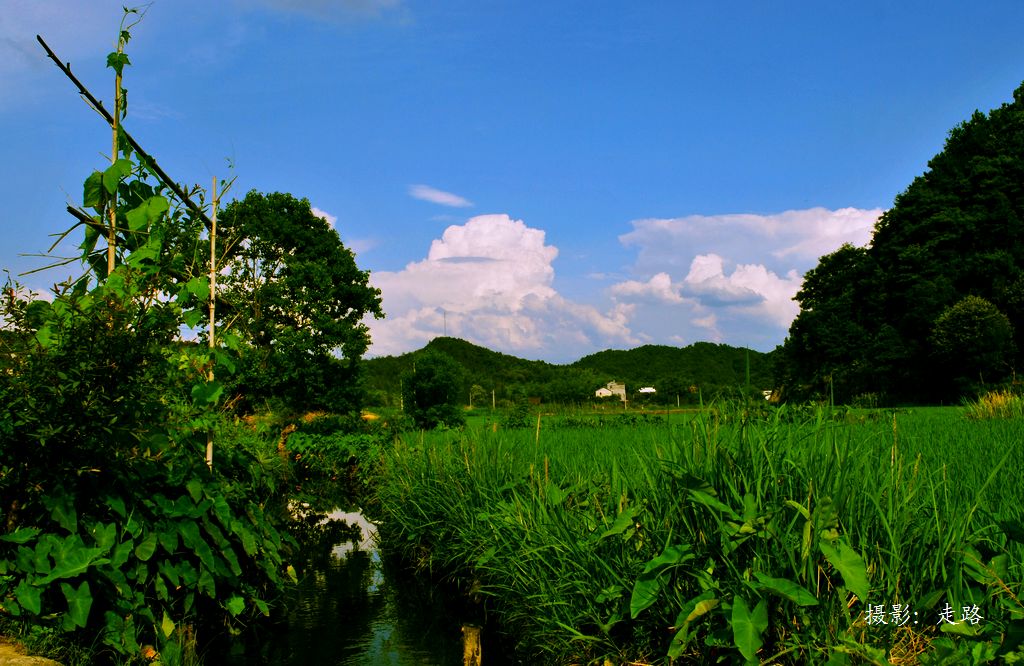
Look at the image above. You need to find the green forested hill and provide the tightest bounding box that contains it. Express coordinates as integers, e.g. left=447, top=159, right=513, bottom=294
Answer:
left=573, top=342, right=772, bottom=391
left=363, top=337, right=771, bottom=407
left=780, top=82, right=1024, bottom=404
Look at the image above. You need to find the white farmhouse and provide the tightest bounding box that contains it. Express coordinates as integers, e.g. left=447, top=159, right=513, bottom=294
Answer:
left=596, top=381, right=627, bottom=402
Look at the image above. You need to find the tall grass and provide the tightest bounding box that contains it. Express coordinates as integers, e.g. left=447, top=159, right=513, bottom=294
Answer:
left=964, top=390, right=1024, bottom=420
left=372, top=405, right=1024, bottom=664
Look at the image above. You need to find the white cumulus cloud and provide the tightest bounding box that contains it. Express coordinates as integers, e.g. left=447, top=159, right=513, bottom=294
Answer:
left=608, top=272, right=685, bottom=305
left=681, top=254, right=802, bottom=327
left=408, top=184, right=474, bottom=208
left=367, top=214, right=637, bottom=360
left=608, top=207, right=880, bottom=350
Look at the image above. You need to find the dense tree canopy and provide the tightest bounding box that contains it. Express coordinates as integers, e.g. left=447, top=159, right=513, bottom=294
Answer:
left=930, top=295, right=1015, bottom=395
left=400, top=351, right=466, bottom=429
left=779, top=82, right=1024, bottom=403
left=216, top=191, right=383, bottom=412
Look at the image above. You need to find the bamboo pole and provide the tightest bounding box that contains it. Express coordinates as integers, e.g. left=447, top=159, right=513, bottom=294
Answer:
left=107, top=35, right=123, bottom=277
left=36, top=35, right=215, bottom=234
left=206, top=178, right=218, bottom=470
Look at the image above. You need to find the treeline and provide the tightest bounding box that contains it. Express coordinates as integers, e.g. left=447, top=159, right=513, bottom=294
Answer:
left=778, top=82, right=1024, bottom=405
left=363, top=337, right=773, bottom=407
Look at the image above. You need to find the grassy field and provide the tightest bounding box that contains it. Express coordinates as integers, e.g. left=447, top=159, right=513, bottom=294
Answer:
left=372, top=403, right=1024, bottom=664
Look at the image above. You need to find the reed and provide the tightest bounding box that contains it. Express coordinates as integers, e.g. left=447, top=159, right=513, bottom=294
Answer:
left=373, top=404, right=1024, bottom=664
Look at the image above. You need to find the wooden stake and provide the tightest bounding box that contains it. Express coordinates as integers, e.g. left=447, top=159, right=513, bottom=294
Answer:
left=37, top=35, right=216, bottom=234
left=107, top=36, right=124, bottom=277
left=206, top=177, right=218, bottom=470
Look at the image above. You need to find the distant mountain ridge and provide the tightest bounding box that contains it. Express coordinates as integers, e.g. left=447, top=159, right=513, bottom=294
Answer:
left=363, top=337, right=774, bottom=406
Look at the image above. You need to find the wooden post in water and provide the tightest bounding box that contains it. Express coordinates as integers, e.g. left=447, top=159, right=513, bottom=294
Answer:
left=461, top=624, right=482, bottom=666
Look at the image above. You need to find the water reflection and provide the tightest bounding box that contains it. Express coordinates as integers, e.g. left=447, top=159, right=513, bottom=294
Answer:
left=212, top=509, right=464, bottom=666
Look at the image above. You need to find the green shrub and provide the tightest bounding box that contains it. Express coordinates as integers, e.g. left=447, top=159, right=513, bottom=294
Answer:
left=0, top=286, right=295, bottom=661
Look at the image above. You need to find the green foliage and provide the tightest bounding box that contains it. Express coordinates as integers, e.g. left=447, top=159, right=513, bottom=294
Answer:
left=373, top=405, right=1024, bottom=664
left=573, top=342, right=773, bottom=397
left=0, top=11, right=298, bottom=660
left=216, top=190, right=383, bottom=414
left=782, top=81, right=1024, bottom=404
left=0, top=282, right=293, bottom=659
left=365, top=336, right=772, bottom=409
left=731, top=596, right=769, bottom=663
left=286, top=415, right=392, bottom=493
left=501, top=400, right=533, bottom=429
left=400, top=351, right=466, bottom=429
left=930, top=295, right=1015, bottom=393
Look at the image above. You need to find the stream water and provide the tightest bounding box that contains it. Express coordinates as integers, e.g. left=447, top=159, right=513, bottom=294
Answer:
left=208, top=508, right=496, bottom=665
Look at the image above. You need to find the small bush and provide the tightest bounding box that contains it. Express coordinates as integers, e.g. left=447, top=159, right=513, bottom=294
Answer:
left=501, top=401, right=533, bottom=429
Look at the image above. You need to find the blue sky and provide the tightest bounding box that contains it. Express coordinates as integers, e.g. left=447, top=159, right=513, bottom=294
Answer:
left=4, top=1, right=1024, bottom=362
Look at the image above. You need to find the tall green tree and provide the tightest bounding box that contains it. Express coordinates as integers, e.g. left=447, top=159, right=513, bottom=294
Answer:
left=216, top=191, right=383, bottom=412
left=401, top=351, right=465, bottom=429
left=779, top=244, right=887, bottom=402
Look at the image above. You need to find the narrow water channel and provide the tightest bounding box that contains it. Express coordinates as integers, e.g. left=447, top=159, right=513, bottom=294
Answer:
left=209, top=508, right=476, bottom=665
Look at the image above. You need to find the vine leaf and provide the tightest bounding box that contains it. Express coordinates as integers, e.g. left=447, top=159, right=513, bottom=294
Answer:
left=0, top=527, right=41, bottom=545
left=106, top=51, right=131, bottom=75
left=83, top=171, right=104, bottom=210
left=752, top=572, right=818, bottom=606
left=225, top=595, right=245, bottom=616
left=191, top=380, right=223, bottom=405
left=134, top=533, right=158, bottom=562
left=102, top=158, right=133, bottom=195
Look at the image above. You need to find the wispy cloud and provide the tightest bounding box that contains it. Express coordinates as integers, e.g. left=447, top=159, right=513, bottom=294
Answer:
left=619, top=207, right=882, bottom=276
left=250, top=0, right=407, bottom=22
left=0, top=0, right=122, bottom=110
left=408, top=184, right=474, bottom=208
left=310, top=206, right=375, bottom=254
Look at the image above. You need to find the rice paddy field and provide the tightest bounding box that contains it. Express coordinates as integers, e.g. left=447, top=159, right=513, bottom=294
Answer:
left=371, top=403, right=1024, bottom=665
